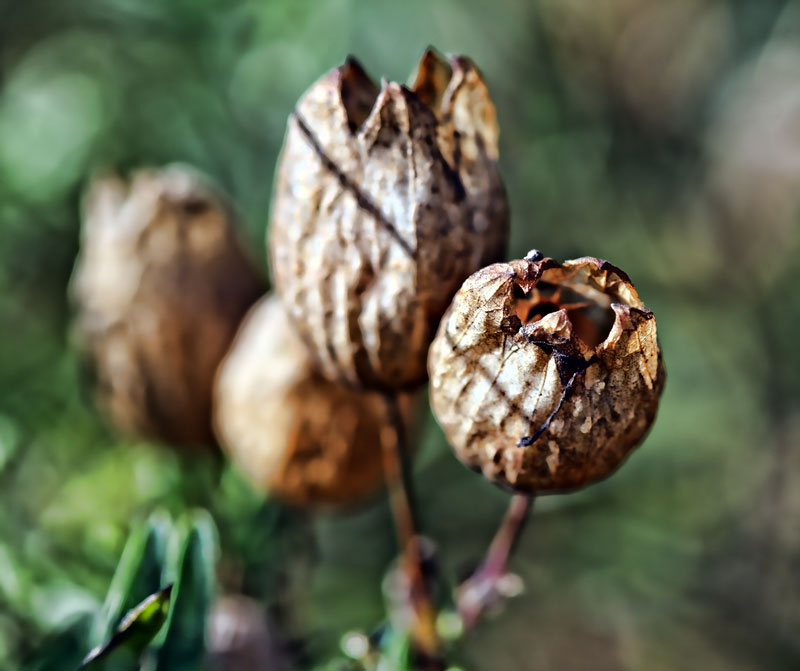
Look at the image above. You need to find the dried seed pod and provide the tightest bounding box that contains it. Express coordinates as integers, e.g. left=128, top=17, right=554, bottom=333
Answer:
left=268, top=47, right=509, bottom=391
left=428, top=251, right=665, bottom=493
left=70, top=165, right=263, bottom=446
left=207, top=596, right=288, bottom=671
left=213, top=294, right=416, bottom=507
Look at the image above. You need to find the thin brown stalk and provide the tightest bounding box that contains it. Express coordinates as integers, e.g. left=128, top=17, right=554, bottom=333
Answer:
left=380, top=393, right=440, bottom=659
left=457, top=493, right=533, bottom=629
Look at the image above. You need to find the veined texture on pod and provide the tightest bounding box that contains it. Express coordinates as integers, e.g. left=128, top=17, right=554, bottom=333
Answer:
left=428, top=251, right=665, bottom=493
left=70, top=165, right=263, bottom=446
left=213, top=294, right=417, bottom=507
left=268, top=47, right=509, bottom=391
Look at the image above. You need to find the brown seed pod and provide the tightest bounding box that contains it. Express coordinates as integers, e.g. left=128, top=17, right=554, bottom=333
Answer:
left=268, top=47, right=509, bottom=391
left=207, top=596, right=288, bottom=671
left=70, top=165, right=263, bottom=446
left=213, top=294, right=416, bottom=507
left=428, top=251, right=665, bottom=493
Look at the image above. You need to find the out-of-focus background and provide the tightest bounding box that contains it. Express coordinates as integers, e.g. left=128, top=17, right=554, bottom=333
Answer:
left=1, top=0, right=799, bottom=669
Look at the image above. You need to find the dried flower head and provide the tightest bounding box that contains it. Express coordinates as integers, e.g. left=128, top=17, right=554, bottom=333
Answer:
left=213, top=295, right=416, bottom=507
left=70, top=165, right=263, bottom=446
left=269, top=47, right=509, bottom=391
left=428, top=251, right=665, bottom=493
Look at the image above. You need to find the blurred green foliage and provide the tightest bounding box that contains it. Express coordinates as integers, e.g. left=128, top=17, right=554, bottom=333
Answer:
left=1, top=0, right=800, bottom=669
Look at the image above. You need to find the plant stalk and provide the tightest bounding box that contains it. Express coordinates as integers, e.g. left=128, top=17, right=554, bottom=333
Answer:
left=380, top=393, right=440, bottom=659
left=457, top=493, right=533, bottom=629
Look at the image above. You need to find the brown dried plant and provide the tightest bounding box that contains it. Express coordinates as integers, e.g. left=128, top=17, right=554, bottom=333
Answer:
left=71, top=165, right=263, bottom=446
left=268, top=48, right=508, bottom=391
left=214, top=294, right=417, bottom=506
left=429, top=250, right=665, bottom=493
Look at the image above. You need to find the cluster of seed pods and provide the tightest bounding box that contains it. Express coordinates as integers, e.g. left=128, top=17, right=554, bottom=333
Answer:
left=71, top=48, right=663, bottom=506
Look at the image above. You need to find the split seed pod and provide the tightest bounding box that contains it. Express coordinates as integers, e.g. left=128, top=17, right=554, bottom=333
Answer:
left=213, top=294, right=415, bottom=507
left=428, top=251, right=665, bottom=493
left=269, top=47, right=509, bottom=391
left=70, top=165, right=263, bottom=446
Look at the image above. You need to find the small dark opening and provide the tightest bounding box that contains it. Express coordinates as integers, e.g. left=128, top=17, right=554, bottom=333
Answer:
left=525, top=301, right=559, bottom=322
left=567, top=305, right=615, bottom=348
left=513, top=280, right=616, bottom=349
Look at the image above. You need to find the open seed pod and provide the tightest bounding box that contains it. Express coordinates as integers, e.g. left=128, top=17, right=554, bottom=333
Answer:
left=428, top=251, right=665, bottom=493
left=70, top=165, right=263, bottom=446
left=269, top=47, right=509, bottom=391
left=213, top=294, right=416, bottom=507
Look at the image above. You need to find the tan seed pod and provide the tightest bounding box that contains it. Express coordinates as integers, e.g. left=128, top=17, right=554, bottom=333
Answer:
left=70, top=165, right=263, bottom=446
left=428, top=251, right=665, bottom=493
left=213, top=294, right=416, bottom=507
left=268, top=47, right=509, bottom=391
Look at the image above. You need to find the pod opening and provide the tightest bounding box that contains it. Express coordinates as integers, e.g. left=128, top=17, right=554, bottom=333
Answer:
left=513, top=279, right=615, bottom=349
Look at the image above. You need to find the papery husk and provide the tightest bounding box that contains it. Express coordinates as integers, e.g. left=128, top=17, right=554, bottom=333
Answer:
left=70, top=165, right=263, bottom=446
left=268, top=48, right=508, bottom=391
left=428, top=252, right=665, bottom=493
left=213, top=295, right=416, bottom=507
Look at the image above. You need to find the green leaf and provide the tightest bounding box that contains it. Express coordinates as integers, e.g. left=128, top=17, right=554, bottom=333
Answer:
left=91, top=511, right=172, bottom=646
left=381, top=626, right=411, bottom=671
left=23, top=613, right=93, bottom=671
left=154, top=510, right=219, bottom=671
left=81, top=584, right=172, bottom=670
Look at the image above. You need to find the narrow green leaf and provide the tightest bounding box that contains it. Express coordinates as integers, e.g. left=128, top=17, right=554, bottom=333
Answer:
left=81, top=584, right=172, bottom=670
left=92, top=511, right=172, bottom=646
left=154, top=510, right=219, bottom=671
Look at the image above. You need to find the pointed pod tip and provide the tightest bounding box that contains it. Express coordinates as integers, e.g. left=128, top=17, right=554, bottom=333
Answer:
left=82, top=172, right=129, bottom=224
left=336, top=58, right=379, bottom=132
left=342, top=54, right=365, bottom=73
left=448, top=53, right=475, bottom=70
left=418, top=45, right=450, bottom=70
left=338, top=55, right=376, bottom=89
left=410, top=46, right=453, bottom=112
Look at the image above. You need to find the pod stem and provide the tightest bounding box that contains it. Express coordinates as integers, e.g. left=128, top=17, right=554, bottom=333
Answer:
left=380, top=392, right=440, bottom=659
left=457, top=493, right=533, bottom=629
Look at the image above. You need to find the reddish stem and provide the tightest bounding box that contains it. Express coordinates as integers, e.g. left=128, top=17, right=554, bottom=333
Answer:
left=457, top=494, right=533, bottom=629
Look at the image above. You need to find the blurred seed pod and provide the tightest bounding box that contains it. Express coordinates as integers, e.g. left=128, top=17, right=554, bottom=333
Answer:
left=268, top=47, right=509, bottom=391
left=207, top=596, right=288, bottom=671
left=428, top=251, right=664, bottom=493
left=213, top=294, right=416, bottom=507
left=70, top=165, right=263, bottom=446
